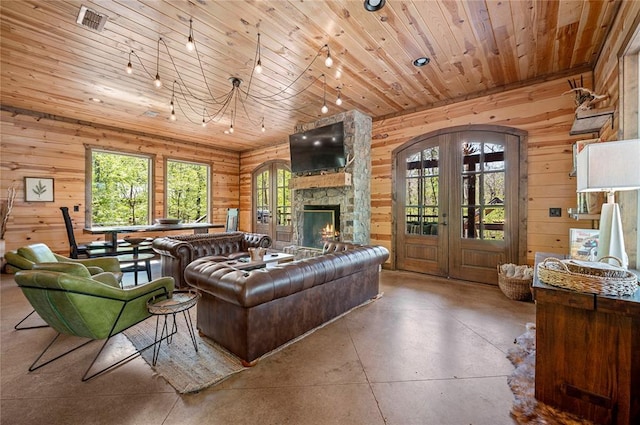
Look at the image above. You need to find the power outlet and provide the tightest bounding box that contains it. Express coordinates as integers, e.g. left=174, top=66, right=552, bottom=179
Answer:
left=549, top=207, right=562, bottom=217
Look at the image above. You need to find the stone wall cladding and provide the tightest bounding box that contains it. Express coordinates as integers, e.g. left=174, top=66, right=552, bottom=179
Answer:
left=291, top=110, right=372, bottom=246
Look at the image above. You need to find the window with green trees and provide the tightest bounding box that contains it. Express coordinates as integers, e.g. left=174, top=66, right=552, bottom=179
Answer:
left=91, top=150, right=151, bottom=226
left=166, top=159, right=209, bottom=223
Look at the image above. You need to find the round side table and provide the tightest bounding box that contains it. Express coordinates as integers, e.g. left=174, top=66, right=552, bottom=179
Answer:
left=146, top=290, right=201, bottom=366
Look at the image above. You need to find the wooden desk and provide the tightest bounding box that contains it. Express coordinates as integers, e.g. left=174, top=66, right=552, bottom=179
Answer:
left=84, top=222, right=224, bottom=253
left=533, top=253, right=640, bottom=425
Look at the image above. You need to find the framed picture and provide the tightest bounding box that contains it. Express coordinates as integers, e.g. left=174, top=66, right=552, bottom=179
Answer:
left=569, top=228, right=599, bottom=260
left=24, top=177, right=54, bottom=202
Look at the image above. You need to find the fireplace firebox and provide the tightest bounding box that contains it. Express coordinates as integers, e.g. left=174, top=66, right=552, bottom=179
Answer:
left=302, top=205, right=340, bottom=249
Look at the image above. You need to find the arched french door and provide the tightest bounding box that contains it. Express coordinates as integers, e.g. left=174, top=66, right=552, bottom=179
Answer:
left=393, top=126, right=527, bottom=285
left=253, top=161, right=293, bottom=250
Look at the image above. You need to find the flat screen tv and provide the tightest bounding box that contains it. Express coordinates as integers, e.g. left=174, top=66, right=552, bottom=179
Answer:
left=289, top=122, right=345, bottom=173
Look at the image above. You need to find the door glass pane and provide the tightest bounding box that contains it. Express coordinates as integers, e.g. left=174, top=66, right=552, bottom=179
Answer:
left=483, top=143, right=505, bottom=171
left=462, top=142, right=482, bottom=172
left=460, top=139, right=505, bottom=240
left=404, top=146, right=439, bottom=236
left=256, top=170, right=270, bottom=224
left=276, top=168, right=291, bottom=226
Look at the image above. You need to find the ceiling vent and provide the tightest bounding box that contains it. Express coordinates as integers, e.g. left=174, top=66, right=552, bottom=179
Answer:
left=76, top=5, right=108, bottom=32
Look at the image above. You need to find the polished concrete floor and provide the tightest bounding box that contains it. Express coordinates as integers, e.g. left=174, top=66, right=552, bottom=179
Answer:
left=1, top=265, right=535, bottom=425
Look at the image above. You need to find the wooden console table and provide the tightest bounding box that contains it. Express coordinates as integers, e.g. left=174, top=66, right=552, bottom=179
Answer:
left=532, top=253, right=640, bottom=425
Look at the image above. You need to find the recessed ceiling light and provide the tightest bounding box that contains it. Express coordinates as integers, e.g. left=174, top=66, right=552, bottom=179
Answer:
left=413, top=57, right=430, bottom=67
left=364, top=0, right=386, bottom=12
left=89, top=97, right=103, bottom=103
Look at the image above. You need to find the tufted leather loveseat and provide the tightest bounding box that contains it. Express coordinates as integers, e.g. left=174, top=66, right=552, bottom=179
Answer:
left=184, top=243, right=389, bottom=364
left=152, top=231, right=272, bottom=288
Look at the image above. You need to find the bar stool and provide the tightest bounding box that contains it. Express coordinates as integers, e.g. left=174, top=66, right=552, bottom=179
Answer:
left=118, top=236, right=154, bottom=286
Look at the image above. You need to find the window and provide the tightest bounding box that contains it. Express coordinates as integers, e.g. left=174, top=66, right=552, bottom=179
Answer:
left=90, top=149, right=152, bottom=226
left=165, top=159, right=209, bottom=223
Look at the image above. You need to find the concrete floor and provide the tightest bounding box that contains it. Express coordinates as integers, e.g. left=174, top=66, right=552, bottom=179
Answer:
left=1, top=265, right=535, bottom=425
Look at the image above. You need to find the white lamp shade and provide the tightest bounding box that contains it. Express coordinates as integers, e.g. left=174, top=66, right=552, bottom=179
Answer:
left=576, top=139, right=640, bottom=193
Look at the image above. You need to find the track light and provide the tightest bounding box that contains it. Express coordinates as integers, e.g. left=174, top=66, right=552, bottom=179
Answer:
left=324, top=45, right=333, bottom=68
left=186, top=19, right=194, bottom=51
left=126, top=51, right=133, bottom=74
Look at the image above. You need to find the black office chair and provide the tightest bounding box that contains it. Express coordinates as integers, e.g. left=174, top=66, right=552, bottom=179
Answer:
left=60, top=207, right=111, bottom=258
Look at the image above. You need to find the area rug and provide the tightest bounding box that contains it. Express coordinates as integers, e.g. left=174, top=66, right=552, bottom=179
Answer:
left=507, top=323, right=595, bottom=424
left=124, top=294, right=382, bottom=394
left=123, top=312, right=246, bottom=394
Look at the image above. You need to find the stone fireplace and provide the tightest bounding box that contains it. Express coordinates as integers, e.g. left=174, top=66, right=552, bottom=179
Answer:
left=290, top=110, right=372, bottom=249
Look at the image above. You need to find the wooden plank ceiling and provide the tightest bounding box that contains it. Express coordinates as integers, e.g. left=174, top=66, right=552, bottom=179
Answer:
left=0, top=0, right=621, bottom=152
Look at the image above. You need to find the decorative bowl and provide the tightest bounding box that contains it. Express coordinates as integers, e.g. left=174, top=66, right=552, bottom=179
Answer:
left=155, top=218, right=181, bottom=225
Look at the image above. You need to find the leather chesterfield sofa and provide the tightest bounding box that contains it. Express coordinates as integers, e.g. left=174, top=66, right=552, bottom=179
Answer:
left=184, top=243, right=389, bottom=365
left=152, top=231, right=272, bottom=288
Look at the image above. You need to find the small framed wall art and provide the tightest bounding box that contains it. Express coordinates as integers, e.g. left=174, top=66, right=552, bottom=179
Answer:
left=24, top=177, right=54, bottom=202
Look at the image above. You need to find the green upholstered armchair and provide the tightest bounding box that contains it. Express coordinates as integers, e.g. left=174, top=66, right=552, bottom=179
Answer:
left=7, top=243, right=124, bottom=331
left=14, top=269, right=174, bottom=381
left=5, top=243, right=122, bottom=277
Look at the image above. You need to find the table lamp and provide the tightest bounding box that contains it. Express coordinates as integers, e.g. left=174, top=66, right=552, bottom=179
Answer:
left=577, top=139, right=640, bottom=268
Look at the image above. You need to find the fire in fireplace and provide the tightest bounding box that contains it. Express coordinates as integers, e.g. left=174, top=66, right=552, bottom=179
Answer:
left=302, top=205, right=340, bottom=248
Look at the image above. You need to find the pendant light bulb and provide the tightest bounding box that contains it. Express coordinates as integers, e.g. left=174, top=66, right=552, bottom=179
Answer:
left=321, top=103, right=329, bottom=114
left=336, top=91, right=343, bottom=106
left=202, top=118, right=206, bottom=127
left=154, top=74, right=162, bottom=88
left=255, top=59, right=262, bottom=74
left=229, top=124, right=234, bottom=134
left=126, top=51, right=133, bottom=74
left=170, top=100, right=174, bottom=111
left=170, top=110, right=176, bottom=121
left=325, top=51, right=333, bottom=68
left=261, top=122, right=266, bottom=132
left=186, top=19, right=195, bottom=51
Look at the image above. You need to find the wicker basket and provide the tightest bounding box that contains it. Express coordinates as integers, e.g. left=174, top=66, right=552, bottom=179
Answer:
left=497, top=264, right=533, bottom=301
left=537, top=257, right=638, bottom=296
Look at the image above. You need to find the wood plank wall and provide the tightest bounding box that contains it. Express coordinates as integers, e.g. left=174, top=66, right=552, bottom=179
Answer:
left=0, top=110, right=240, bottom=254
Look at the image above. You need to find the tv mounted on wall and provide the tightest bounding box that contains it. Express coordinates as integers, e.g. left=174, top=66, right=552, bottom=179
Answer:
left=289, top=122, right=345, bottom=174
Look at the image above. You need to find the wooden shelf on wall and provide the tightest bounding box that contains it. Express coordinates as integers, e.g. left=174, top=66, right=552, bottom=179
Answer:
left=290, top=172, right=352, bottom=190
left=569, top=107, right=615, bottom=135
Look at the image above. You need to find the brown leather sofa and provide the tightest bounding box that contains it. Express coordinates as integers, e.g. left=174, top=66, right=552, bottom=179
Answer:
left=184, top=242, right=389, bottom=364
left=152, top=232, right=272, bottom=288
